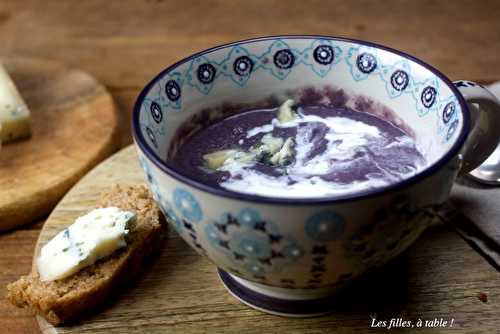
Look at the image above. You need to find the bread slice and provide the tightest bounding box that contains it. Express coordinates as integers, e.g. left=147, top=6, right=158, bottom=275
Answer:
left=7, top=184, right=167, bottom=325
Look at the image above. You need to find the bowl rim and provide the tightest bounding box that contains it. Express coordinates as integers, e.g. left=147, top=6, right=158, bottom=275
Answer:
left=132, top=34, right=470, bottom=205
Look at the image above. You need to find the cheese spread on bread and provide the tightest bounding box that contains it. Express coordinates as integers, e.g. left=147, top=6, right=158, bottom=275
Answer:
left=36, top=207, right=135, bottom=281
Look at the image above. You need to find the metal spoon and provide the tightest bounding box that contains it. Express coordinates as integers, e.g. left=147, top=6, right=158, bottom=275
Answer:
left=468, top=82, right=500, bottom=185
left=469, top=143, right=500, bottom=184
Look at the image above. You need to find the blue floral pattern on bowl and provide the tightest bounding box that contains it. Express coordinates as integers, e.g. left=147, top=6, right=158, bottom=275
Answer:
left=305, top=211, right=345, bottom=242
left=137, top=37, right=464, bottom=176
left=204, top=208, right=304, bottom=279
left=173, top=188, right=203, bottom=223
left=345, top=195, right=440, bottom=268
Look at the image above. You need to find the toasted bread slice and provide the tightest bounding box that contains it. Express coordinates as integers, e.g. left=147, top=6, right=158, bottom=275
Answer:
left=7, top=184, right=167, bottom=325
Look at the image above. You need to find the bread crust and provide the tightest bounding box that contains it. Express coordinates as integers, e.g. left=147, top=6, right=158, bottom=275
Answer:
left=7, top=185, right=167, bottom=325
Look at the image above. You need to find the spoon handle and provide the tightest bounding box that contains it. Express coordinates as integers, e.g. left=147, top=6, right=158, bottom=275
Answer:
left=436, top=202, right=500, bottom=272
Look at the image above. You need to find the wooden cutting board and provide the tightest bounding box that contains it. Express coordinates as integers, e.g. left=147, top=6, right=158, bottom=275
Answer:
left=33, top=145, right=500, bottom=334
left=0, top=57, right=120, bottom=231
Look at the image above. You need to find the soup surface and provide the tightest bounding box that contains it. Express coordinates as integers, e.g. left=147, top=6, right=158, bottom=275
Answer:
left=172, top=100, right=425, bottom=198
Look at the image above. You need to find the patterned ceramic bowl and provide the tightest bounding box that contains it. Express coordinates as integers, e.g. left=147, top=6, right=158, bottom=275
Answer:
left=132, top=36, right=500, bottom=316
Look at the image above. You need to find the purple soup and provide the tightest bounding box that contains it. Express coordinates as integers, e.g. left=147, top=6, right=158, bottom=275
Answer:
left=172, top=101, right=425, bottom=198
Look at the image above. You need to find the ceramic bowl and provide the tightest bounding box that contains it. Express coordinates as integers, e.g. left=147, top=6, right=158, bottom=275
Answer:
left=132, top=36, right=500, bottom=316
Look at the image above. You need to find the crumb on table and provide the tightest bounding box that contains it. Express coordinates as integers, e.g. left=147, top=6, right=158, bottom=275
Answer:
left=478, top=292, right=488, bottom=303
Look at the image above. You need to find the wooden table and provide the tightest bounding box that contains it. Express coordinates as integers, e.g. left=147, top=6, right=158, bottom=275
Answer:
left=1, top=1, right=500, bottom=333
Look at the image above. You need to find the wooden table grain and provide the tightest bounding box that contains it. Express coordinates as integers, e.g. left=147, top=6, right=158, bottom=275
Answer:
left=1, top=1, right=500, bottom=333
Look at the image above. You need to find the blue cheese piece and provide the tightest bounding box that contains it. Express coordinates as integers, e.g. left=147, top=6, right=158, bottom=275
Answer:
left=36, top=207, right=135, bottom=282
left=277, top=99, right=298, bottom=123
left=203, top=133, right=291, bottom=171
left=258, top=134, right=284, bottom=155
left=0, top=63, right=31, bottom=144
left=203, top=149, right=238, bottom=169
left=204, top=149, right=257, bottom=170
left=269, top=137, right=295, bottom=166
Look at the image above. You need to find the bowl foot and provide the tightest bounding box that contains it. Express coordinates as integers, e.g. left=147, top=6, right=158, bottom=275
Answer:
left=218, top=269, right=339, bottom=317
